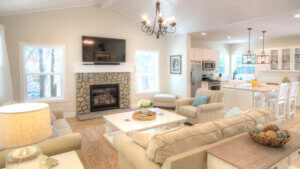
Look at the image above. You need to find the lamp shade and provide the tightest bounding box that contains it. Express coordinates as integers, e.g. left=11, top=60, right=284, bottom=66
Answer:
left=0, top=103, right=52, bottom=149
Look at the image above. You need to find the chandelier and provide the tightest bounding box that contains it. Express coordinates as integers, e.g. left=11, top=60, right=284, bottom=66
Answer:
left=256, top=31, right=270, bottom=64
left=140, top=1, right=176, bottom=39
left=242, top=28, right=255, bottom=64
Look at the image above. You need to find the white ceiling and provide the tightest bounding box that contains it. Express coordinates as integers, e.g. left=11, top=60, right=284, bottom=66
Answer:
left=0, top=0, right=300, bottom=42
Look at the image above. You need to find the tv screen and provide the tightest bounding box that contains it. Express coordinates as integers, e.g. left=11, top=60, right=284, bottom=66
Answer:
left=82, top=36, right=126, bottom=64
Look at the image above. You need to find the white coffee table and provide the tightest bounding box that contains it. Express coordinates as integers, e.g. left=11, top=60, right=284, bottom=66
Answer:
left=103, top=108, right=187, bottom=144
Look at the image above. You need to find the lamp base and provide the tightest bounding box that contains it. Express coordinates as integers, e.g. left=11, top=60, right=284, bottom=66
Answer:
left=6, top=145, right=43, bottom=169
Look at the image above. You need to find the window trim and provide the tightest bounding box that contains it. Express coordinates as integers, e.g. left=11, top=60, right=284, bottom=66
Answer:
left=19, top=42, right=67, bottom=103
left=135, top=50, right=160, bottom=94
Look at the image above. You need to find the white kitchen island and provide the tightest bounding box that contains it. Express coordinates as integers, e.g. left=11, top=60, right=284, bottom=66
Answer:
left=222, top=83, right=279, bottom=110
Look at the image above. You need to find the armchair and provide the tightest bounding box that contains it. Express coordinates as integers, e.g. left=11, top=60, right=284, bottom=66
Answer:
left=176, top=88, right=224, bottom=124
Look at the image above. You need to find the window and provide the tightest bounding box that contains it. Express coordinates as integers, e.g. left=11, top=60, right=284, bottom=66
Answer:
left=216, top=54, right=229, bottom=79
left=232, top=55, right=255, bottom=80
left=20, top=43, right=66, bottom=102
left=135, top=50, right=159, bottom=93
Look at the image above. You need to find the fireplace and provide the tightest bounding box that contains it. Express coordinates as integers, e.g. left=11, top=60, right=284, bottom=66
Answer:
left=90, top=84, right=120, bottom=112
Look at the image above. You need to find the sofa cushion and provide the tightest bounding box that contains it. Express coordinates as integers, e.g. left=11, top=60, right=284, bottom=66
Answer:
left=127, top=127, right=168, bottom=149
left=57, top=128, right=73, bottom=136
left=177, top=106, right=197, bottom=118
left=196, top=88, right=223, bottom=103
left=243, top=108, right=275, bottom=124
left=192, top=94, right=209, bottom=106
left=214, top=114, right=255, bottom=138
left=153, top=94, right=176, bottom=102
left=52, top=119, right=71, bottom=130
left=146, top=122, right=222, bottom=164
left=50, top=110, right=56, bottom=121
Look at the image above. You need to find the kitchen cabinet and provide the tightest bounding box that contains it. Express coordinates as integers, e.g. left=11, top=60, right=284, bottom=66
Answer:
left=294, top=48, right=300, bottom=71
left=281, top=48, right=292, bottom=70
left=189, top=48, right=219, bottom=70
left=270, top=49, right=279, bottom=70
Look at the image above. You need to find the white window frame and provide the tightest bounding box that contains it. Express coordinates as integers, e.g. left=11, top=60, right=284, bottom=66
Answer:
left=135, top=50, right=160, bottom=94
left=19, top=42, right=67, bottom=103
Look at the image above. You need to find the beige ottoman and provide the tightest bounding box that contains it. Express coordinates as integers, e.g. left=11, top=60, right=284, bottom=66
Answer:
left=153, top=94, right=176, bottom=109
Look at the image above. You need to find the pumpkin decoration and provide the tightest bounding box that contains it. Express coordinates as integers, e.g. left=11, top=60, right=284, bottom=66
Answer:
left=265, top=130, right=277, bottom=139
left=263, top=124, right=279, bottom=132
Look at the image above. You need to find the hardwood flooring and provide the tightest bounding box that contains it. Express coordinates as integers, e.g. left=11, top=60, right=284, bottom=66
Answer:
left=66, top=108, right=300, bottom=169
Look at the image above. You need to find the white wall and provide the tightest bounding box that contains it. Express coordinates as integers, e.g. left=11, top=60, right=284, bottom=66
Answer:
left=167, top=34, right=189, bottom=98
left=0, top=6, right=168, bottom=114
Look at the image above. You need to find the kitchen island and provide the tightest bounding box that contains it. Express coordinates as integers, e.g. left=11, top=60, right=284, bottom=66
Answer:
left=222, top=83, right=278, bottom=110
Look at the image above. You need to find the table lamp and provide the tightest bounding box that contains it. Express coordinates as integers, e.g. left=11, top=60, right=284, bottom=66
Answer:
left=0, top=103, right=52, bottom=169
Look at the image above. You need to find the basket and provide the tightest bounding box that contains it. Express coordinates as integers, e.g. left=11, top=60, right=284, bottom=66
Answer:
left=246, top=125, right=292, bottom=147
left=132, top=110, right=157, bottom=121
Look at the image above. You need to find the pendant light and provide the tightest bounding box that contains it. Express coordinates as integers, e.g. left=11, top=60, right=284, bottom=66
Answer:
left=256, top=31, right=270, bottom=64
left=242, top=28, right=255, bottom=64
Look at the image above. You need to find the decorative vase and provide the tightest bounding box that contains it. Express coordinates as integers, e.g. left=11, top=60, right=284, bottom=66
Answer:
left=140, top=108, right=148, bottom=116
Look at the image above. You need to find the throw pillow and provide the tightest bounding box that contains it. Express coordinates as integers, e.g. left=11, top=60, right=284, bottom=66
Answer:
left=51, top=126, right=61, bottom=137
left=127, top=127, right=168, bottom=149
left=192, top=94, right=210, bottom=106
left=224, top=107, right=243, bottom=118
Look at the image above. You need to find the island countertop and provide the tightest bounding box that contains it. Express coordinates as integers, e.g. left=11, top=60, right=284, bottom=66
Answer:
left=222, top=83, right=279, bottom=93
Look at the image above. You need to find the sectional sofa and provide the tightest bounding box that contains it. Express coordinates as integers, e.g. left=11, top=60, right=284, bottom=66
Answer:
left=0, top=109, right=82, bottom=168
left=114, top=107, right=284, bottom=169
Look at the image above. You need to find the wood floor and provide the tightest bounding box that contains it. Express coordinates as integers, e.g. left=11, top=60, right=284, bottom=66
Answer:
left=66, top=108, right=300, bottom=169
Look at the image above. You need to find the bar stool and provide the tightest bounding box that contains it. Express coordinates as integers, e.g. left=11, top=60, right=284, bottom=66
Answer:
left=265, top=83, right=289, bottom=119
left=286, top=81, right=299, bottom=119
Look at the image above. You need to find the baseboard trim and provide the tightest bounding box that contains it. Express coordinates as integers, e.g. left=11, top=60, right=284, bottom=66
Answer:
left=64, top=112, right=76, bottom=118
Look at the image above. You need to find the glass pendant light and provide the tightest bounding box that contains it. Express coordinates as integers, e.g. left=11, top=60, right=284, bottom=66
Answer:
left=242, top=28, right=255, bottom=64
left=256, top=31, right=270, bottom=64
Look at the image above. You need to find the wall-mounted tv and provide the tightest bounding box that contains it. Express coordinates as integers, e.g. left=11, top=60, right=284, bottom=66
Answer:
left=82, top=36, right=126, bottom=64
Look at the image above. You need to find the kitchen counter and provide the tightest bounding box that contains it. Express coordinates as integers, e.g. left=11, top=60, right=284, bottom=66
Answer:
left=222, top=83, right=279, bottom=110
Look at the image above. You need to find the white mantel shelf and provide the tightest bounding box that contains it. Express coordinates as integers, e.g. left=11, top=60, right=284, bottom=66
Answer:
left=74, top=65, right=134, bottom=73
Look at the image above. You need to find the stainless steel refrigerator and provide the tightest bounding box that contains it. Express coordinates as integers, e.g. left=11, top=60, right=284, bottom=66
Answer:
left=190, top=62, right=202, bottom=97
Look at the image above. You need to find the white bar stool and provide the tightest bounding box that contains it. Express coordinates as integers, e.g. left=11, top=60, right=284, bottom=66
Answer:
left=265, top=83, right=289, bottom=119
left=286, top=81, right=299, bottom=119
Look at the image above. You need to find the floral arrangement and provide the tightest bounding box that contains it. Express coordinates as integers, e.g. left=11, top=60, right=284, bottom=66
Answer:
left=137, top=99, right=154, bottom=109
left=282, top=76, right=290, bottom=83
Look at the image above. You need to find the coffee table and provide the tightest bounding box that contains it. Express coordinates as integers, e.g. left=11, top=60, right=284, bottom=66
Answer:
left=103, top=108, right=187, bottom=144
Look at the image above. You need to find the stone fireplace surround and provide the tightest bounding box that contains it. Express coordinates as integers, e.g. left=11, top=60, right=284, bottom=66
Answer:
left=75, top=72, right=130, bottom=115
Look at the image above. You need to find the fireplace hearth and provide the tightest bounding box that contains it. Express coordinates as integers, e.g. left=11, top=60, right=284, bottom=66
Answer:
left=90, top=84, right=120, bottom=112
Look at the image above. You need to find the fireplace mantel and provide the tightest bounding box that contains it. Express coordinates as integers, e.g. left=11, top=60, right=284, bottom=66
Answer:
left=74, top=65, right=134, bottom=73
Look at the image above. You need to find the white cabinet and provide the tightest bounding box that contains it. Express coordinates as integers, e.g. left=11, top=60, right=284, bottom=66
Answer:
left=281, top=48, right=292, bottom=70
left=294, top=48, right=300, bottom=71
left=270, top=49, right=280, bottom=70
left=189, top=48, right=219, bottom=70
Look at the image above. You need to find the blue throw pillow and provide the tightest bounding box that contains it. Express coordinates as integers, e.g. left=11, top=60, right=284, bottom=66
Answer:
left=224, top=107, right=242, bottom=118
left=192, top=94, right=210, bottom=106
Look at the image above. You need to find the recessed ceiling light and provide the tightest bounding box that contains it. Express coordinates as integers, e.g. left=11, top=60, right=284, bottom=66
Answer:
left=201, top=32, right=206, bottom=36
left=294, top=14, right=300, bottom=18
left=259, top=36, right=264, bottom=40
left=227, top=36, right=231, bottom=39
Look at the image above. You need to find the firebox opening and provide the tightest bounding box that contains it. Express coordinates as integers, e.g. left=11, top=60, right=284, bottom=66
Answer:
left=90, top=84, right=120, bottom=112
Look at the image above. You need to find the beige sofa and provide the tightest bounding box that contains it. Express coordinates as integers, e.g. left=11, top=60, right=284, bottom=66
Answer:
left=114, top=107, right=284, bottom=169
left=176, top=88, right=224, bottom=124
left=0, top=110, right=82, bottom=168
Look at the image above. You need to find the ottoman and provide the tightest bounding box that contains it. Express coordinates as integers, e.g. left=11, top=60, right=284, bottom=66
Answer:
left=153, top=94, right=176, bottom=109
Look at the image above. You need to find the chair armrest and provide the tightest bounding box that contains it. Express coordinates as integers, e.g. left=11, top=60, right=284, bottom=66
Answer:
left=114, top=134, right=160, bottom=169
left=176, top=98, right=194, bottom=111
left=197, top=103, right=224, bottom=112
left=38, top=133, right=82, bottom=156
left=52, top=109, right=64, bottom=119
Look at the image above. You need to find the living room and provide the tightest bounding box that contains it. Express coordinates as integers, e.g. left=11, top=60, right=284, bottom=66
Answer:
left=0, top=0, right=300, bottom=169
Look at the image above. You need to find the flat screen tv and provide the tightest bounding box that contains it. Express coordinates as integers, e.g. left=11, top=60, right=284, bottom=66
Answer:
left=82, top=36, right=126, bottom=64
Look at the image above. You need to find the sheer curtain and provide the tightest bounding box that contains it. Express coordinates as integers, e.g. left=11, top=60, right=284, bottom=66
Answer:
left=0, top=24, right=13, bottom=105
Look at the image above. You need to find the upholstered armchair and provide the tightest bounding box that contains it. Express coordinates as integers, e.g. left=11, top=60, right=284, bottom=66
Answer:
left=176, top=88, right=224, bottom=124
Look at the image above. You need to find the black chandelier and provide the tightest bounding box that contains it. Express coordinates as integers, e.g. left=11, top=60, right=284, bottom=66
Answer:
left=256, top=31, right=270, bottom=64
left=140, top=1, right=176, bottom=39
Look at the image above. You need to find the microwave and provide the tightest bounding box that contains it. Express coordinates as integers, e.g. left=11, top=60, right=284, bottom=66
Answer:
left=202, top=60, right=216, bottom=70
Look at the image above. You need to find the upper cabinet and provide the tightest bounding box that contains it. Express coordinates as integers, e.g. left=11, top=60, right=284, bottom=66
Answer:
left=256, top=47, right=300, bottom=72
left=294, top=48, right=300, bottom=71
left=270, top=49, right=279, bottom=70
left=281, top=48, right=292, bottom=70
